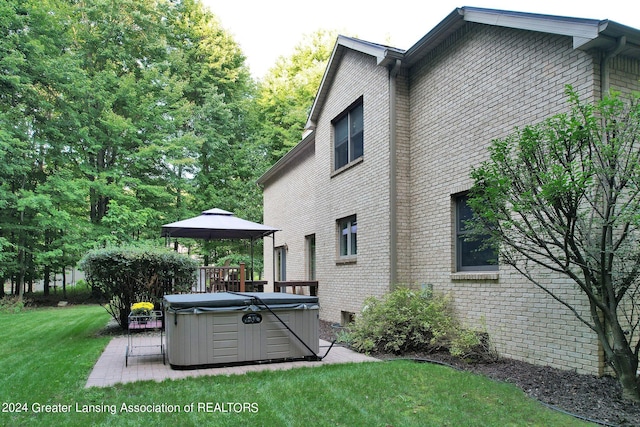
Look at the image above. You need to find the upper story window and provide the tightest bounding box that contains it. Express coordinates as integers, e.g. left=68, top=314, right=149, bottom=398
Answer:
left=333, top=100, right=363, bottom=171
left=455, top=194, right=498, bottom=272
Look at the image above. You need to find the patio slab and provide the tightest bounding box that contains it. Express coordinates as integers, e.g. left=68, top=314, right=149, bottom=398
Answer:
left=85, top=335, right=378, bottom=388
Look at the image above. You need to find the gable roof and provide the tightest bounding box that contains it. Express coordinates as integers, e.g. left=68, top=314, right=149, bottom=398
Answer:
left=305, top=36, right=404, bottom=131
left=305, top=6, right=640, bottom=131
left=258, top=6, right=640, bottom=186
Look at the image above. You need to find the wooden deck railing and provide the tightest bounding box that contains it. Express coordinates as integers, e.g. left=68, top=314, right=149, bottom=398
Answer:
left=196, top=263, right=266, bottom=293
left=194, top=266, right=316, bottom=295
left=274, top=281, right=319, bottom=296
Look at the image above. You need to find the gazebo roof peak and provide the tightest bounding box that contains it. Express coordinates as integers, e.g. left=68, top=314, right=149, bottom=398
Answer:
left=202, top=208, right=234, bottom=216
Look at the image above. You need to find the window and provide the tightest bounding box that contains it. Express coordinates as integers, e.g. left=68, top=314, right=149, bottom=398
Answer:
left=275, top=246, right=287, bottom=281
left=338, top=216, right=357, bottom=257
left=306, top=234, right=316, bottom=280
left=333, top=100, right=363, bottom=170
left=455, top=194, right=498, bottom=271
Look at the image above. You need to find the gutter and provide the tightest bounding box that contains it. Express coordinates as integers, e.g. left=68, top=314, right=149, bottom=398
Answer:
left=389, top=59, right=402, bottom=287
left=597, top=35, right=626, bottom=377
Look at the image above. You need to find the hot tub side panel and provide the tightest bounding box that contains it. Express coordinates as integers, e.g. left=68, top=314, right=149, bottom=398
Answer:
left=261, top=310, right=319, bottom=359
left=165, top=307, right=318, bottom=368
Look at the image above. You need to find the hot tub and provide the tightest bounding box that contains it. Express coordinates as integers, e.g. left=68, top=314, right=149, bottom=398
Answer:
left=163, top=292, right=319, bottom=369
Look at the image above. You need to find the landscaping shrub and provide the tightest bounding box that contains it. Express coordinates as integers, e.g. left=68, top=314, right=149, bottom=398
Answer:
left=0, top=296, right=26, bottom=313
left=343, top=286, right=495, bottom=361
left=79, top=245, right=198, bottom=328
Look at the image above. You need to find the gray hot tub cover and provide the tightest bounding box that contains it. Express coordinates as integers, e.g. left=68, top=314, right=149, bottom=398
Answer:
left=164, top=292, right=319, bottom=314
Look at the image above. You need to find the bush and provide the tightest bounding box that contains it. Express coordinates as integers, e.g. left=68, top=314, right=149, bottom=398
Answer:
left=0, top=296, right=27, bottom=314
left=343, top=286, right=495, bottom=361
left=79, top=245, right=198, bottom=328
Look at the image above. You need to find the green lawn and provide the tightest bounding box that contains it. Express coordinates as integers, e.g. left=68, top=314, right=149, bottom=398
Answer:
left=0, top=305, right=592, bottom=426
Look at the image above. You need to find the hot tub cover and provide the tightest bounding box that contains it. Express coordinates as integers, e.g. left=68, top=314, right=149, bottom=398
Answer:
left=164, top=292, right=318, bottom=313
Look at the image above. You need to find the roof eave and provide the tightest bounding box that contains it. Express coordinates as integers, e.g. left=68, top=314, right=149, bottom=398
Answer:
left=574, top=20, right=640, bottom=57
left=256, top=130, right=315, bottom=186
left=404, top=8, right=466, bottom=67
left=462, top=7, right=602, bottom=39
left=403, top=7, right=640, bottom=68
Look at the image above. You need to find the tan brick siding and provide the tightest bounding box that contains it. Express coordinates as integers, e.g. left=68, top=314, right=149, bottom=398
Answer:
left=261, top=23, right=640, bottom=376
left=313, top=51, right=392, bottom=323
left=406, top=24, right=639, bottom=375
left=263, top=50, right=395, bottom=323
left=262, top=143, right=317, bottom=290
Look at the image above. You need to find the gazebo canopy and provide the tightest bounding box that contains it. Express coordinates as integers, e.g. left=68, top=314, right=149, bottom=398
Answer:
left=161, top=208, right=279, bottom=240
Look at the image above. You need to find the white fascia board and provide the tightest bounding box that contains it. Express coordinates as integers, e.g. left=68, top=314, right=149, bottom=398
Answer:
left=463, top=8, right=601, bottom=40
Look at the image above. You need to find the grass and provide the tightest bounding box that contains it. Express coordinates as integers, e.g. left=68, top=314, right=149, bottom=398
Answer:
left=0, top=304, right=593, bottom=426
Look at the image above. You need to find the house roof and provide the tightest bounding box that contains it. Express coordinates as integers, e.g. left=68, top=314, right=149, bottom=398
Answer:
left=257, top=6, right=640, bottom=186
left=256, top=128, right=315, bottom=185
left=306, top=36, right=404, bottom=131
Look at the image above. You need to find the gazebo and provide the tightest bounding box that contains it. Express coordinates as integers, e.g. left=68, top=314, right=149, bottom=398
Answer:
left=161, top=208, right=279, bottom=292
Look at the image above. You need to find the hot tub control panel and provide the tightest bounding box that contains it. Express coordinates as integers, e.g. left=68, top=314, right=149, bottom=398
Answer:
left=242, top=313, right=262, bottom=324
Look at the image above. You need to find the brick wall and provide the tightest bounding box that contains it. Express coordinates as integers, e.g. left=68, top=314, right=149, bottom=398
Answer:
left=405, top=23, right=639, bottom=375
left=262, top=142, right=317, bottom=290
left=311, top=50, right=393, bottom=323
left=263, top=49, right=395, bottom=323
left=261, top=22, right=640, bottom=375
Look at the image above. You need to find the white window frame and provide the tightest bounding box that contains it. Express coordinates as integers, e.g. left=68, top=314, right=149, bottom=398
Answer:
left=338, top=216, right=357, bottom=260
left=305, top=234, right=316, bottom=280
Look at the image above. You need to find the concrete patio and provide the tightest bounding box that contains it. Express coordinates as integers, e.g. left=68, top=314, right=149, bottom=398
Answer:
left=86, top=334, right=378, bottom=388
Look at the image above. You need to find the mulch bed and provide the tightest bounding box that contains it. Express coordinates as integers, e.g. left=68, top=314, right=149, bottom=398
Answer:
left=319, top=320, right=640, bottom=426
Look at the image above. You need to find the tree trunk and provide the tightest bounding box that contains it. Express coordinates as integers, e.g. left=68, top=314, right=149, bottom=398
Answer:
left=62, top=268, right=67, bottom=299
left=90, top=187, right=110, bottom=224
left=17, top=249, right=25, bottom=301
left=44, top=265, right=50, bottom=296
left=611, top=349, right=640, bottom=402
left=608, top=319, right=640, bottom=402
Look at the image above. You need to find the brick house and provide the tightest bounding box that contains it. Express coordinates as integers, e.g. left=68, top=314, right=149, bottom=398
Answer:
left=257, top=7, right=640, bottom=375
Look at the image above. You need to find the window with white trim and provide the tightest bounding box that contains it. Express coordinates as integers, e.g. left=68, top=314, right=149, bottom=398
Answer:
left=333, top=100, right=363, bottom=170
left=338, top=216, right=357, bottom=258
left=306, top=234, right=316, bottom=280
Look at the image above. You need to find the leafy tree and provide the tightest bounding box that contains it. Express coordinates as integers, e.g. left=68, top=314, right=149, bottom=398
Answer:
left=68, top=0, right=180, bottom=225
left=0, top=0, right=80, bottom=295
left=256, top=30, right=337, bottom=165
left=468, top=87, right=640, bottom=401
left=1, top=0, right=261, bottom=294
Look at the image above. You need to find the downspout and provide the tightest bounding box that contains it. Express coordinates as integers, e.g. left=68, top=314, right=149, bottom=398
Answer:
left=600, top=36, right=626, bottom=99
left=389, top=59, right=402, bottom=288
left=597, top=35, right=625, bottom=377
